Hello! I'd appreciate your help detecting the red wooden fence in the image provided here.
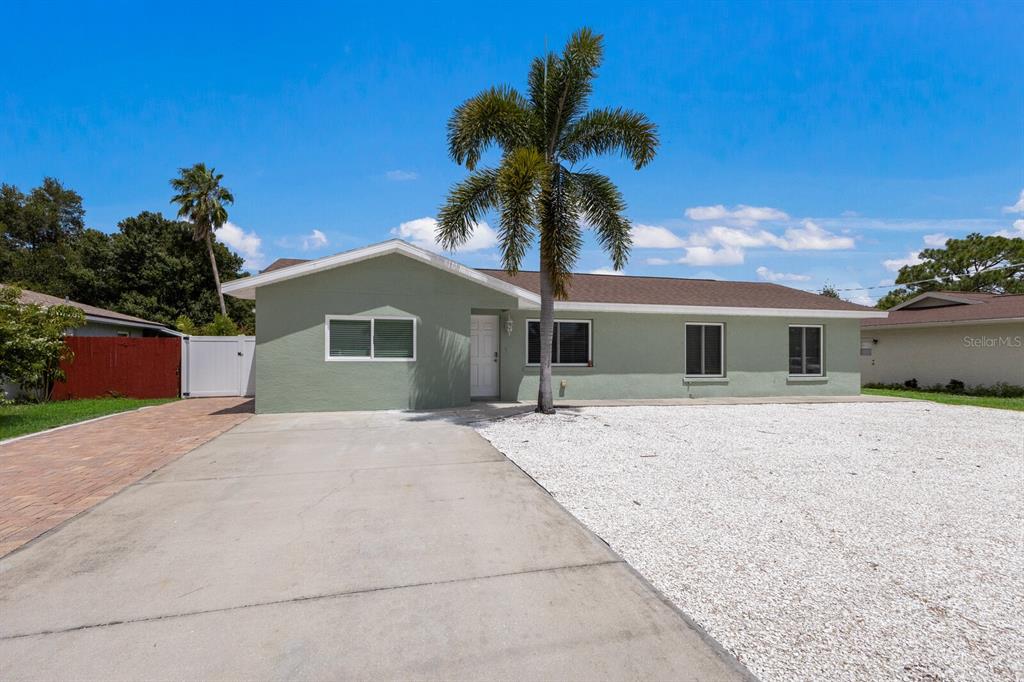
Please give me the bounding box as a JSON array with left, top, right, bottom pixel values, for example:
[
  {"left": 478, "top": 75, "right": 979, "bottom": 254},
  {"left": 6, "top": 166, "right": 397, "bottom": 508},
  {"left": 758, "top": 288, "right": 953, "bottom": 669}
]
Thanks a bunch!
[{"left": 53, "top": 337, "right": 181, "bottom": 400}]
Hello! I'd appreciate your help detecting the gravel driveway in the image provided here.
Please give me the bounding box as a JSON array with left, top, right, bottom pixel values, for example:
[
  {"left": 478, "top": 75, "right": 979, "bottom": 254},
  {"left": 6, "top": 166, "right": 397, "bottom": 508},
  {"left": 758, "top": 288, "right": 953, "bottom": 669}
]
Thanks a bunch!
[{"left": 475, "top": 402, "right": 1024, "bottom": 681}]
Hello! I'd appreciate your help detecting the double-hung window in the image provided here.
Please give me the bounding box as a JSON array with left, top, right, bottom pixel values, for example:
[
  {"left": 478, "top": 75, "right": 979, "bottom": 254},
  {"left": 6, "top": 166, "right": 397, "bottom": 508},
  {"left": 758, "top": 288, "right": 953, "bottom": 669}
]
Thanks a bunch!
[
  {"left": 325, "top": 316, "right": 416, "bottom": 361},
  {"left": 526, "top": 320, "right": 591, "bottom": 366},
  {"left": 684, "top": 323, "right": 724, "bottom": 377},
  {"left": 789, "top": 325, "right": 824, "bottom": 376}
]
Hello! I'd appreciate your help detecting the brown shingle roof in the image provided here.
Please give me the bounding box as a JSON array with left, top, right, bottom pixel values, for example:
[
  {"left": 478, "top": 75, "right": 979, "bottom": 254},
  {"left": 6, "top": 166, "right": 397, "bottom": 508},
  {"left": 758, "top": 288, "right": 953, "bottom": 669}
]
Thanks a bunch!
[
  {"left": 262, "top": 258, "right": 310, "bottom": 273},
  {"left": 12, "top": 288, "right": 168, "bottom": 328},
  {"left": 862, "top": 293, "right": 1024, "bottom": 327},
  {"left": 251, "top": 255, "right": 876, "bottom": 312},
  {"left": 478, "top": 269, "right": 874, "bottom": 311}
]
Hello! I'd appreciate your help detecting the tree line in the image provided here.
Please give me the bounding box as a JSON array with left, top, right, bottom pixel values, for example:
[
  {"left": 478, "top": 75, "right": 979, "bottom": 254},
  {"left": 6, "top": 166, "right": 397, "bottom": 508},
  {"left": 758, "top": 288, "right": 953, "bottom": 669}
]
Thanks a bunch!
[{"left": 0, "top": 172, "right": 254, "bottom": 332}]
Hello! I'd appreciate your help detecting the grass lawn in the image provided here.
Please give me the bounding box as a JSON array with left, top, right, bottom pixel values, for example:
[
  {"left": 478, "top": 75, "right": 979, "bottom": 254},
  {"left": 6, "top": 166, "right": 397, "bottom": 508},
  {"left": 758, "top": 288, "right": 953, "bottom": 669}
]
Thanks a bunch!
[
  {"left": 0, "top": 397, "right": 176, "bottom": 440},
  {"left": 863, "top": 388, "right": 1024, "bottom": 412}
]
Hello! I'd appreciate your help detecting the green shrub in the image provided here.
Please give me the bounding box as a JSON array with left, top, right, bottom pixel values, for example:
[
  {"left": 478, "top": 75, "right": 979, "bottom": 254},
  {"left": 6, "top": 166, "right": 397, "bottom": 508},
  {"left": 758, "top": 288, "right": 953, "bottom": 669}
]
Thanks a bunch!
[{"left": 863, "top": 380, "right": 1024, "bottom": 398}]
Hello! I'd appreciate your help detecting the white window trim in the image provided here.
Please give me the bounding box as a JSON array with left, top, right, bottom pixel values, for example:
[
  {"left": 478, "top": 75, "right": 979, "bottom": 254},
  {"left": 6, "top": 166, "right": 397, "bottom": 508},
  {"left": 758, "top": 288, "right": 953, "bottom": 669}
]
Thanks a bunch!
[
  {"left": 324, "top": 315, "right": 417, "bottom": 362},
  {"left": 525, "top": 319, "right": 593, "bottom": 367},
  {"left": 788, "top": 324, "right": 825, "bottom": 377},
  {"left": 684, "top": 322, "right": 726, "bottom": 379}
]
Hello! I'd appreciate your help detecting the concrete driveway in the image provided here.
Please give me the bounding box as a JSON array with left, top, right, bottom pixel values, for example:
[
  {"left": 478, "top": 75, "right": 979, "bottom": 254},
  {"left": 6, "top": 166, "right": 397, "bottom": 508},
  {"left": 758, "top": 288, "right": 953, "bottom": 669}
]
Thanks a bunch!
[{"left": 0, "top": 410, "right": 746, "bottom": 680}]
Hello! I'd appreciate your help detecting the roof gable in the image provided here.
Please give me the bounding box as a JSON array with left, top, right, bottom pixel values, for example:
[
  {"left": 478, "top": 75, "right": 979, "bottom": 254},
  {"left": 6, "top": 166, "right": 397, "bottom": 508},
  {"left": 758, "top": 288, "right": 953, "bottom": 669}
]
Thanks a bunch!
[
  {"left": 864, "top": 293, "right": 1024, "bottom": 328},
  {"left": 222, "top": 240, "right": 540, "bottom": 303},
  {"left": 890, "top": 291, "right": 998, "bottom": 311}
]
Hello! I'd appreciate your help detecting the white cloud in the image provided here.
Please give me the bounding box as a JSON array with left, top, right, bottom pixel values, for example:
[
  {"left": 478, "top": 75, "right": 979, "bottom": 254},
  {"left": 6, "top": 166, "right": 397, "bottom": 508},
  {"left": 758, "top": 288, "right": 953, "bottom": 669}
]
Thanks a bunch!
[
  {"left": 883, "top": 251, "right": 923, "bottom": 272},
  {"left": 701, "top": 226, "right": 778, "bottom": 249},
  {"left": 685, "top": 204, "right": 789, "bottom": 226},
  {"left": 776, "top": 220, "right": 855, "bottom": 250},
  {"left": 630, "top": 224, "right": 688, "bottom": 248},
  {"left": 678, "top": 246, "right": 745, "bottom": 266},
  {"left": 993, "top": 219, "right": 1024, "bottom": 238},
  {"left": 755, "top": 266, "right": 811, "bottom": 282},
  {"left": 588, "top": 267, "right": 625, "bottom": 276},
  {"left": 1003, "top": 189, "right": 1024, "bottom": 214},
  {"left": 644, "top": 257, "right": 671, "bottom": 265},
  {"left": 385, "top": 170, "right": 418, "bottom": 182},
  {"left": 922, "top": 232, "right": 950, "bottom": 247},
  {"left": 391, "top": 216, "right": 498, "bottom": 253},
  {"left": 848, "top": 292, "right": 875, "bottom": 306},
  {"left": 216, "top": 221, "right": 265, "bottom": 271},
  {"left": 300, "top": 229, "right": 328, "bottom": 251}
]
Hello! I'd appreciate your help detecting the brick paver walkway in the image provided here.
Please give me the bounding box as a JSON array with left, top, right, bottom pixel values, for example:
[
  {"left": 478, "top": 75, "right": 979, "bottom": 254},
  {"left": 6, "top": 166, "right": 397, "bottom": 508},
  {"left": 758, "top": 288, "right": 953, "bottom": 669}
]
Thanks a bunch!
[{"left": 0, "top": 398, "right": 253, "bottom": 557}]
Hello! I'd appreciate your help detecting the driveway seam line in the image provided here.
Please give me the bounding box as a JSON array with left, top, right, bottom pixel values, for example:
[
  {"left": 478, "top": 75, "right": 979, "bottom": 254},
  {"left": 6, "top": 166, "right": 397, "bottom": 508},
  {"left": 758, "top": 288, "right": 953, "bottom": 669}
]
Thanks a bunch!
[
  {"left": 0, "top": 559, "right": 624, "bottom": 641},
  {"left": 139, "top": 457, "right": 508, "bottom": 484}
]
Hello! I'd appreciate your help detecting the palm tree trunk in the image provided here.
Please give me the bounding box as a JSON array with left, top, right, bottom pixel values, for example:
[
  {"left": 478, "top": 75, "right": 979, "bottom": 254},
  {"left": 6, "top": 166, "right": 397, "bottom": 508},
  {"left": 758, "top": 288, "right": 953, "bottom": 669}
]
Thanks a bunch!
[
  {"left": 205, "top": 232, "right": 227, "bottom": 316},
  {"left": 536, "top": 249, "right": 556, "bottom": 414}
]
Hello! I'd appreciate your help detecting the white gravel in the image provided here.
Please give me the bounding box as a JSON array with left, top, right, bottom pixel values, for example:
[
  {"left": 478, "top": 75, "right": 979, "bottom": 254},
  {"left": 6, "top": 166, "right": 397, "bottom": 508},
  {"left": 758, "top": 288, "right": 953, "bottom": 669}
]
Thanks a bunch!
[{"left": 475, "top": 402, "right": 1024, "bottom": 682}]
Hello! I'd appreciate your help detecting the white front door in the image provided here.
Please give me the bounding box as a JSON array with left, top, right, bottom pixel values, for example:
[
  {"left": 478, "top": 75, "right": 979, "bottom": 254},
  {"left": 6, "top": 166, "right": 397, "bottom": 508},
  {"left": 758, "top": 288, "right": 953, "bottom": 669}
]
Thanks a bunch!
[{"left": 470, "top": 314, "right": 499, "bottom": 398}]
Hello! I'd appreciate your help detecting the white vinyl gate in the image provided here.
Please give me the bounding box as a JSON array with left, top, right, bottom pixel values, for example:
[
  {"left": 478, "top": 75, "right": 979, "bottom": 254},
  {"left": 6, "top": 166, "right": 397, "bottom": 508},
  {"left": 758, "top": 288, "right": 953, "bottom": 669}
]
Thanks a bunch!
[{"left": 181, "top": 336, "right": 256, "bottom": 397}]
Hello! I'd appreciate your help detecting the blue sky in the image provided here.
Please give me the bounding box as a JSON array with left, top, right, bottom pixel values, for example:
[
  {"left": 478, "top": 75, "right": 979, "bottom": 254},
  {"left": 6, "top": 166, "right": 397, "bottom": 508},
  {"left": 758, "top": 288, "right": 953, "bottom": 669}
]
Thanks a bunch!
[{"left": 2, "top": 1, "right": 1022, "bottom": 304}]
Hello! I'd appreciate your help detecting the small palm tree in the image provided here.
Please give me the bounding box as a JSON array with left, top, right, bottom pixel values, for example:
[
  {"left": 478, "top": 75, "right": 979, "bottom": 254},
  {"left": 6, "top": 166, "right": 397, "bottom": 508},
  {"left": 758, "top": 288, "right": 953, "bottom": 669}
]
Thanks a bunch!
[
  {"left": 437, "top": 28, "right": 658, "bottom": 413},
  {"left": 170, "top": 163, "right": 235, "bottom": 316}
]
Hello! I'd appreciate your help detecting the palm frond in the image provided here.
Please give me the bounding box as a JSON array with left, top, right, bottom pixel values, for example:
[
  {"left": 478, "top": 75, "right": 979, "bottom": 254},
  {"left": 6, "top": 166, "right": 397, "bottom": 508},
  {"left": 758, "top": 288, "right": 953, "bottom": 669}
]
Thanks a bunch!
[
  {"left": 569, "top": 171, "right": 631, "bottom": 269},
  {"left": 447, "top": 86, "right": 532, "bottom": 170},
  {"left": 542, "top": 28, "right": 604, "bottom": 155},
  {"left": 560, "top": 107, "right": 659, "bottom": 169},
  {"left": 436, "top": 169, "right": 500, "bottom": 250},
  {"left": 495, "top": 148, "right": 546, "bottom": 273},
  {"left": 539, "top": 164, "right": 582, "bottom": 298},
  {"left": 168, "top": 163, "right": 234, "bottom": 240}
]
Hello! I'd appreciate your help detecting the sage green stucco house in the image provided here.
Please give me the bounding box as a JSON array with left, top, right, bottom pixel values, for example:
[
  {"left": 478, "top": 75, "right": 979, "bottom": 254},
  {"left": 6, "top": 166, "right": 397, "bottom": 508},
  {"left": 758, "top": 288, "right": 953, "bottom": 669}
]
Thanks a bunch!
[{"left": 222, "top": 240, "right": 887, "bottom": 413}]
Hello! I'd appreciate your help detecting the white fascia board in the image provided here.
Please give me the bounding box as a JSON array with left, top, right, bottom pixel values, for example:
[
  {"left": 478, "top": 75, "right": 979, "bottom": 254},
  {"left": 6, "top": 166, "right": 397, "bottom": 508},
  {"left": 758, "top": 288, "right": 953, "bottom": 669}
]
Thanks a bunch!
[
  {"left": 221, "top": 239, "right": 540, "bottom": 304},
  {"left": 516, "top": 300, "right": 889, "bottom": 319},
  {"left": 862, "top": 316, "right": 1024, "bottom": 330}
]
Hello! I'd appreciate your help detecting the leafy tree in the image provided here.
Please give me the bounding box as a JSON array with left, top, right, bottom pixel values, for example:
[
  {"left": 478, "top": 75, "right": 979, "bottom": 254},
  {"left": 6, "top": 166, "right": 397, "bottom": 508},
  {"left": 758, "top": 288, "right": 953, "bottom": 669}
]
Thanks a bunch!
[
  {"left": 877, "top": 233, "right": 1024, "bottom": 309},
  {"left": 170, "top": 163, "right": 235, "bottom": 316},
  {"left": 436, "top": 28, "right": 658, "bottom": 413},
  {"left": 0, "top": 178, "right": 87, "bottom": 296},
  {"left": 174, "top": 313, "right": 240, "bottom": 336},
  {"left": 97, "top": 212, "right": 253, "bottom": 331},
  {"left": 0, "top": 285, "right": 86, "bottom": 401},
  {"left": 819, "top": 283, "right": 840, "bottom": 299},
  {"left": 1, "top": 179, "right": 253, "bottom": 331},
  {"left": 174, "top": 315, "right": 199, "bottom": 335}
]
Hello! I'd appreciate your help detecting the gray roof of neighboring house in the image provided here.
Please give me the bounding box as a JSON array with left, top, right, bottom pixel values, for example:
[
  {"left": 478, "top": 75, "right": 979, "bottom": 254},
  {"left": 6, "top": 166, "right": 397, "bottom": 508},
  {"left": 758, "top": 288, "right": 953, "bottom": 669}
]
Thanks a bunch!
[
  {"left": 261, "top": 257, "right": 875, "bottom": 312},
  {"left": 12, "top": 287, "right": 170, "bottom": 330},
  {"left": 862, "top": 292, "right": 1024, "bottom": 328}
]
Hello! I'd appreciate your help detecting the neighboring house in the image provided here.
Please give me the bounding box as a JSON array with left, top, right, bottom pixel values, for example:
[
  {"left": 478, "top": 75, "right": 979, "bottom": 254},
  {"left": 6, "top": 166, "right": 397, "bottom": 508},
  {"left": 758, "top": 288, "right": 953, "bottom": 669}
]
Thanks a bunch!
[
  {"left": 15, "top": 288, "right": 177, "bottom": 337},
  {"left": 223, "top": 240, "right": 886, "bottom": 413},
  {"left": 861, "top": 291, "right": 1024, "bottom": 388}
]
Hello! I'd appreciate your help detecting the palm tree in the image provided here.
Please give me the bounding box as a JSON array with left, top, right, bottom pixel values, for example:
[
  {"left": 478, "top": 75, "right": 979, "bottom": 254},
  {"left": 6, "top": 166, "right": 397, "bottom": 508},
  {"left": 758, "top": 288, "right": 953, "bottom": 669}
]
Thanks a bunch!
[
  {"left": 437, "top": 28, "right": 658, "bottom": 413},
  {"left": 170, "top": 163, "right": 235, "bottom": 316}
]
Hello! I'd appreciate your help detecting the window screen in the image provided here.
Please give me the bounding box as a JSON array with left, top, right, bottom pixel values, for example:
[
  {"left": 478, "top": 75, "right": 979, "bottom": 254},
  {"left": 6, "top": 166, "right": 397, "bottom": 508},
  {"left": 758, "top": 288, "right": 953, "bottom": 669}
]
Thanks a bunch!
[
  {"left": 329, "top": 319, "right": 371, "bottom": 358},
  {"left": 789, "top": 326, "right": 824, "bottom": 375},
  {"left": 373, "top": 319, "right": 414, "bottom": 358},
  {"left": 527, "top": 320, "right": 591, "bottom": 365},
  {"left": 685, "top": 324, "right": 724, "bottom": 376},
  {"left": 327, "top": 317, "right": 414, "bottom": 360}
]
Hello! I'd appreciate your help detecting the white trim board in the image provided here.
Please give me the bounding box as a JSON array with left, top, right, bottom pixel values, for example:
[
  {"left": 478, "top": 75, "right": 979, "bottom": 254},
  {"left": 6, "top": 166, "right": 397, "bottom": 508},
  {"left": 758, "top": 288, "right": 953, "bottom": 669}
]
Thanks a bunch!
[{"left": 221, "top": 239, "right": 887, "bottom": 319}]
